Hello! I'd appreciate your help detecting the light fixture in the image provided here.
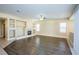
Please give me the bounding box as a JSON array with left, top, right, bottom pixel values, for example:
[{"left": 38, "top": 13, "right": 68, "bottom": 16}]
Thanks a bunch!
[
  {"left": 16, "top": 9, "right": 21, "bottom": 13},
  {"left": 40, "top": 15, "right": 44, "bottom": 20}
]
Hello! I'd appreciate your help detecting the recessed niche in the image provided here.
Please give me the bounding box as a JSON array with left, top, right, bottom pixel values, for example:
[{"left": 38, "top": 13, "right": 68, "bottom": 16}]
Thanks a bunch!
[
  {"left": 16, "top": 20, "right": 26, "bottom": 37},
  {"left": 9, "top": 30, "right": 15, "bottom": 38},
  {"left": 9, "top": 19, "right": 15, "bottom": 28}
]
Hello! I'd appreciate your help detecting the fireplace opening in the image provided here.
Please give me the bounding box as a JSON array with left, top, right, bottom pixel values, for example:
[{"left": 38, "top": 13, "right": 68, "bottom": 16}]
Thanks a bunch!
[{"left": 27, "top": 30, "right": 32, "bottom": 35}]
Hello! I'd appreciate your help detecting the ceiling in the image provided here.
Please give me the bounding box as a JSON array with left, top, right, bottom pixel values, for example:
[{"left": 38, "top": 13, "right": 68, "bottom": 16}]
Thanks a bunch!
[{"left": 0, "top": 4, "right": 77, "bottom": 19}]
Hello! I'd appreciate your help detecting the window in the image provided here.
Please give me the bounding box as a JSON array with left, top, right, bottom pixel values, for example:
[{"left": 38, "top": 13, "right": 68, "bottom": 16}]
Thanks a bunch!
[
  {"left": 59, "top": 23, "right": 67, "bottom": 33},
  {"left": 35, "top": 24, "right": 40, "bottom": 31}
]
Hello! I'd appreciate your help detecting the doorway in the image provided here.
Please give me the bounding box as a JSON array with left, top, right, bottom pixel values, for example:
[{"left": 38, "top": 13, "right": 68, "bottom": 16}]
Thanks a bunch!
[{"left": 0, "top": 18, "right": 6, "bottom": 38}]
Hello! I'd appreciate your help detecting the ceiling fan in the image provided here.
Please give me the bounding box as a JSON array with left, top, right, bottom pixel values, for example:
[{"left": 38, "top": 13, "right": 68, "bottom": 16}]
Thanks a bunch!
[{"left": 40, "top": 15, "right": 47, "bottom": 20}]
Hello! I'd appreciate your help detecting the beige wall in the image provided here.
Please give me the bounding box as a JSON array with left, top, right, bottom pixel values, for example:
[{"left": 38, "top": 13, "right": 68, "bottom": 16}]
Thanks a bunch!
[
  {"left": 67, "top": 20, "right": 74, "bottom": 49},
  {"left": 0, "top": 12, "right": 35, "bottom": 40},
  {"left": 67, "top": 20, "right": 74, "bottom": 40},
  {"left": 35, "top": 20, "right": 69, "bottom": 38},
  {"left": 68, "top": 20, "right": 74, "bottom": 33},
  {"left": 0, "top": 12, "right": 74, "bottom": 39}
]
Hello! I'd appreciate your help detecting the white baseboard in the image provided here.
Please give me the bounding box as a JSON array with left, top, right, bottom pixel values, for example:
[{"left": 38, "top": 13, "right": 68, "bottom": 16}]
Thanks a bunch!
[
  {"left": 70, "top": 48, "right": 77, "bottom": 55},
  {"left": 16, "top": 34, "right": 36, "bottom": 40},
  {"left": 37, "top": 34, "right": 67, "bottom": 38},
  {"left": 16, "top": 36, "right": 27, "bottom": 40},
  {"left": 66, "top": 38, "right": 77, "bottom": 55},
  {"left": 26, "top": 34, "right": 36, "bottom": 38}
]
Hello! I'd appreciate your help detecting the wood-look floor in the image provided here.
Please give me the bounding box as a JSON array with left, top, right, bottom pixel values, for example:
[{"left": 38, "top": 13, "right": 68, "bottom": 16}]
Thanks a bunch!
[
  {"left": 0, "top": 38, "right": 8, "bottom": 48},
  {"left": 4, "top": 35, "right": 72, "bottom": 55}
]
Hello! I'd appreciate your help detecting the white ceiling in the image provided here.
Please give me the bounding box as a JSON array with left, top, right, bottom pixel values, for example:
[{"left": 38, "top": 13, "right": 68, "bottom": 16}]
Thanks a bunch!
[{"left": 0, "top": 4, "right": 76, "bottom": 19}]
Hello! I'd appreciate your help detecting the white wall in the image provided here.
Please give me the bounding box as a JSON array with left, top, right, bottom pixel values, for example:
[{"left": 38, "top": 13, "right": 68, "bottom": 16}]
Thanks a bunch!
[
  {"left": 70, "top": 5, "right": 79, "bottom": 54},
  {"left": 74, "top": 9, "right": 79, "bottom": 54}
]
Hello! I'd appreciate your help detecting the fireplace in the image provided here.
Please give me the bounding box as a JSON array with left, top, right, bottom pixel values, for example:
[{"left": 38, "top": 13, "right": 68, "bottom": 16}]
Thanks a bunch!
[{"left": 27, "top": 30, "right": 32, "bottom": 35}]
